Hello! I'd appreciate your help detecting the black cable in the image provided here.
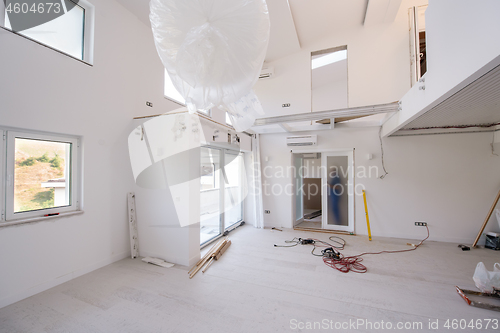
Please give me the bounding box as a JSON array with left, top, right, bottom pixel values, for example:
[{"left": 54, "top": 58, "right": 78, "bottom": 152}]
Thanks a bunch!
[
  {"left": 328, "top": 236, "right": 346, "bottom": 250},
  {"left": 379, "top": 126, "right": 389, "bottom": 179},
  {"left": 275, "top": 228, "right": 429, "bottom": 274},
  {"left": 274, "top": 237, "right": 301, "bottom": 247}
]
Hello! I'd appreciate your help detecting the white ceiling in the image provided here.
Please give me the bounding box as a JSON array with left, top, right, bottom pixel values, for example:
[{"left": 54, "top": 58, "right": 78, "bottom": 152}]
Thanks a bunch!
[
  {"left": 114, "top": 0, "right": 302, "bottom": 62},
  {"left": 264, "top": 0, "right": 301, "bottom": 62},
  {"left": 114, "top": 0, "right": 373, "bottom": 63},
  {"left": 288, "top": 0, "right": 368, "bottom": 47}
]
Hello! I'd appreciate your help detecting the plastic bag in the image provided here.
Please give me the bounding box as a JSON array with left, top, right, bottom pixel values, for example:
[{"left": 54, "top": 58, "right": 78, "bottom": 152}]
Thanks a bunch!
[
  {"left": 473, "top": 262, "right": 500, "bottom": 293},
  {"left": 149, "top": 0, "right": 270, "bottom": 117},
  {"left": 224, "top": 90, "right": 264, "bottom": 132}
]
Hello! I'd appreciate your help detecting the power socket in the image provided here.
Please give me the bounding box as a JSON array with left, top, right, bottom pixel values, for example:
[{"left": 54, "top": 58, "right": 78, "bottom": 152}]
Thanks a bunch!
[
  {"left": 415, "top": 222, "right": 427, "bottom": 226},
  {"left": 265, "top": 210, "right": 270, "bottom": 214}
]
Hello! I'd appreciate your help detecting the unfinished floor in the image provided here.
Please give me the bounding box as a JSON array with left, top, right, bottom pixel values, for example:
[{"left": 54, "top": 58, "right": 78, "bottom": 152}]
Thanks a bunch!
[{"left": 1, "top": 226, "right": 499, "bottom": 332}]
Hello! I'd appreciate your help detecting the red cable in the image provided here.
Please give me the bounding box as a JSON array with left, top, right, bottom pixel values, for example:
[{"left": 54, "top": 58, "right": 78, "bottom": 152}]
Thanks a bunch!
[{"left": 324, "top": 226, "right": 429, "bottom": 273}]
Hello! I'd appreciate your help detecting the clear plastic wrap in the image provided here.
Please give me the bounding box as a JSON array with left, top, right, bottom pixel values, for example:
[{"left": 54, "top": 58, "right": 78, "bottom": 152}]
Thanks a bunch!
[
  {"left": 150, "top": 0, "right": 270, "bottom": 124},
  {"left": 224, "top": 90, "right": 264, "bottom": 132},
  {"left": 473, "top": 262, "right": 500, "bottom": 293}
]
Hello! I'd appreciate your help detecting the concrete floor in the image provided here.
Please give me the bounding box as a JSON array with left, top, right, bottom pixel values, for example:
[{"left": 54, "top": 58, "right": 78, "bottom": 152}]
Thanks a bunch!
[{"left": 1, "top": 226, "right": 500, "bottom": 332}]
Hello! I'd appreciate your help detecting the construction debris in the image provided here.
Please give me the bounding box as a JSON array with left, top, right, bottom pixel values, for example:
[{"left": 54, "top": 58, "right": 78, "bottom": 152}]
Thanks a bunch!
[
  {"left": 458, "top": 244, "right": 471, "bottom": 251},
  {"left": 472, "top": 188, "right": 500, "bottom": 248},
  {"left": 142, "top": 257, "right": 174, "bottom": 268},
  {"left": 189, "top": 237, "right": 231, "bottom": 278},
  {"left": 456, "top": 286, "right": 500, "bottom": 312}
]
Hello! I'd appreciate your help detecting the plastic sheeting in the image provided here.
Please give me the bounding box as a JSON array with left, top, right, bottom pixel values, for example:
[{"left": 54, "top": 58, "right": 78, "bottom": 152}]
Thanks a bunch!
[
  {"left": 150, "top": 0, "right": 270, "bottom": 131},
  {"left": 473, "top": 262, "right": 500, "bottom": 293}
]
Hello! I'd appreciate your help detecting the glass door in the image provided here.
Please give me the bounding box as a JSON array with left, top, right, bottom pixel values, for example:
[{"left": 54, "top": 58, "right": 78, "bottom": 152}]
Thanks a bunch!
[
  {"left": 223, "top": 152, "right": 243, "bottom": 229},
  {"left": 200, "top": 147, "right": 244, "bottom": 246},
  {"left": 321, "top": 150, "right": 354, "bottom": 232},
  {"left": 292, "top": 153, "right": 304, "bottom": 225},
  {"left": 200, "top": 147, "right": 221, "bottom": 245}
]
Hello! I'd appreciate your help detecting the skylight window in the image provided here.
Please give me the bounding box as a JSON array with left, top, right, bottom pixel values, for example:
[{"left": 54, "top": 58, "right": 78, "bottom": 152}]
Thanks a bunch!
[{"left": 311, "top": 49, "right": 347, "bottom": 70}]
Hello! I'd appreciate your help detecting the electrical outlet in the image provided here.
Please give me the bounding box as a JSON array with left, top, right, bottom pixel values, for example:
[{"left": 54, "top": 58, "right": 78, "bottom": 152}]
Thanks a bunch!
[
  {"left": 415, "top": 222, "right": 427, "bottom": 226},
  {"left": 282, "top": 103, "right": 291, "bottom": 108},
  {"left": 265, "top": 210, "right": 270, "bottom": 214}
]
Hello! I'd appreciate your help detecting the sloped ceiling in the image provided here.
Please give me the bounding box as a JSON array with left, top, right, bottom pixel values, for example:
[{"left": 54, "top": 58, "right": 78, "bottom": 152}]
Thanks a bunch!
[
  {"left": 288, "top": 0, "right": 368, "bottom": 47},
  {"left": 114, "top": 0, "right": 301, "bottom": 62},
  {"left": 114, "top": 0, "right": 376, "bottom": 63}
]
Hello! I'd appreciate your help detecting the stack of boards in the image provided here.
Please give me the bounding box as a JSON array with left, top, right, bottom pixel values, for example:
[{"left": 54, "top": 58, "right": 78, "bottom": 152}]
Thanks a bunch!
[{"left": 189, "top": 237, "right": 231, "bottom": 278}]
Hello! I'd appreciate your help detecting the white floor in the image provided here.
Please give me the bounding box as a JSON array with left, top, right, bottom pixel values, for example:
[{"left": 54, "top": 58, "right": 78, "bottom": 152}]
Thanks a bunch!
[{"left": 1, "top": 226, "right": 500, "bottom": 332}]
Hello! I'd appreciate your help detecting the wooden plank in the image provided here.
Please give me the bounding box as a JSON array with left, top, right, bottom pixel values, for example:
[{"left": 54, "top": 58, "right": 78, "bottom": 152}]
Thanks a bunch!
[
  {"left": 189, "top": 238, "right": 229, "bottom": 278},
  {"left": 472, "top": 188, "right": 500, "bottom": 247},
  {"left": 127, "top": 193, "right": 139, "bottom": 259},
  {"left": 202, "top": 258, "right": 215, "bottom": 273},
  {"left": 188, "top": 238, "right": 224, "bottom": 274},
  {"left": 215, "top": 240, "right": 231, "bottom": 260}
]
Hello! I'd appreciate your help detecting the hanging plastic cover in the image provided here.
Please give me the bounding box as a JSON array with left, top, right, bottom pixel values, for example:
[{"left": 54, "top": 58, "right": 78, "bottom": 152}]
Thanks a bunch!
[{"left": 150, "top": 0, "right": 270, "bottom": 130}]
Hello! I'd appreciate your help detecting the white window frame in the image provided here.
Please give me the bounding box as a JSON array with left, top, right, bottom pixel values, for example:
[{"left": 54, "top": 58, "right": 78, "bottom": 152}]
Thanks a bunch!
[
  {"left": 1, "top": 129, "right": 82, "bottom": 224},
  {"left": 0, "top": 0, "right": 95, "bottom": 65}
]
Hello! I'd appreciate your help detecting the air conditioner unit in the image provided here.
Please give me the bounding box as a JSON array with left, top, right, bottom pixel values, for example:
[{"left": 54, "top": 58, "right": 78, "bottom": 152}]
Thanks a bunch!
[
  {"left": 259, "top": 66, "right": 274, "bottom": 79},
  {"left": 286, "top": 135, "right": 317, "bottom": 146}
]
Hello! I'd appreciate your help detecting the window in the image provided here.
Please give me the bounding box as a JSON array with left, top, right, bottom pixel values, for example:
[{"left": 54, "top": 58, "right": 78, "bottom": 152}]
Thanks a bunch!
[
  {"left": 0, "top": 129, "right": 81, "bottom": 224},
  {"left": 0, "top": 1, "right": 94, "bottom": 63},
  {"left": 311, "top": 46, "right": 348, "bottom": 112},
  {"left": 409, "top": 5, "right": 428, "bottom": 86}
]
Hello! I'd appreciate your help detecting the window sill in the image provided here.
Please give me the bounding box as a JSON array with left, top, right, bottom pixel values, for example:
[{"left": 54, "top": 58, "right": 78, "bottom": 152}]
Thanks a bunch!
[
  {"left": 0, "top": 26, "right": 93, "bottom": 66},
  {"left": 0, "top": 210, "right": 84, "bottom": 228}
]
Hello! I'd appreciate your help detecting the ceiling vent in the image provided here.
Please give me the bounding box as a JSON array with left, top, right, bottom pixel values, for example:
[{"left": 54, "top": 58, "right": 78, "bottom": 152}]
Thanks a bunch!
[
  {"left": 259, "top": 66, "right": 275, "bottom": 79},
  {"left": 286, "top": 135, "right": 317, "bottom": 146}
]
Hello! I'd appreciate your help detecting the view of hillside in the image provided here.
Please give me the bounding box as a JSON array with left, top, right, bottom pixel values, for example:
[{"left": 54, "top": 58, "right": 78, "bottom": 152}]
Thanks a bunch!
[{"left": 14, "top": 138, "right": 68, "bottom": 213}]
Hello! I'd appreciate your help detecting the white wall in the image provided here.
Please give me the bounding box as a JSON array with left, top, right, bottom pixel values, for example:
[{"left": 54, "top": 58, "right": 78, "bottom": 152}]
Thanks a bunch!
[
  {"left": 260, "top": 128, "right": 500, "bottom": 243},
  {"left": 312, "top": 80, "right": 348, "bottom": 112},
  {"left": 0, "top": 0, "right": 181, "bottom": 308},
  {"left": 254, "top": 0, "right": 429, "bottom": 118}
]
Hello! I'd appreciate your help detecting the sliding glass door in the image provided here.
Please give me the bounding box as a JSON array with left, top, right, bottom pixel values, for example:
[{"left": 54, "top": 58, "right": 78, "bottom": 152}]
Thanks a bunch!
[
  {"left": 224, "top": 152, "right": 243, "bottom": 229},
  {"left": 200, "top": 147, "right": 221, "bottom": 245},
  {"left": 200, "top": 147, "right": 244, "bottom": 246}
]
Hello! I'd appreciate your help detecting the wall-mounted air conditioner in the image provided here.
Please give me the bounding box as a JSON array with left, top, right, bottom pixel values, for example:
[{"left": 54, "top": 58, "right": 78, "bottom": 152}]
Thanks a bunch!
[
  {"left": 286, "top": 135, "right": 317, "bottom": 146},
  {"left": 259, "top": 66, "right": 274, "bottom": 79}
]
